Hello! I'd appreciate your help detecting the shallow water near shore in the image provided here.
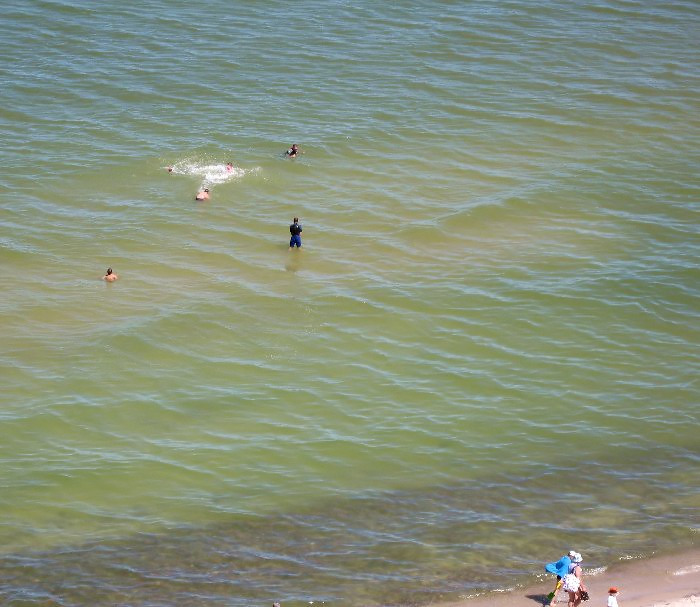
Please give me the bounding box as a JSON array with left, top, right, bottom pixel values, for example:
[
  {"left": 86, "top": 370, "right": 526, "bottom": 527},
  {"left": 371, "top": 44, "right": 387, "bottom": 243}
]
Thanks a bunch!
[{"left": 1, "top": 1, "right": 699, "bottom": 605}]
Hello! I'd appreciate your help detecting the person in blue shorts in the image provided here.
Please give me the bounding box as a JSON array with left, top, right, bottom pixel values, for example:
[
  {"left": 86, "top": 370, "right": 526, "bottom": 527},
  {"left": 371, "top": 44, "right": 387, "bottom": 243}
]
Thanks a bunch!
[{"left": 289, "top": 217, "right": 302, "bottom": 249}]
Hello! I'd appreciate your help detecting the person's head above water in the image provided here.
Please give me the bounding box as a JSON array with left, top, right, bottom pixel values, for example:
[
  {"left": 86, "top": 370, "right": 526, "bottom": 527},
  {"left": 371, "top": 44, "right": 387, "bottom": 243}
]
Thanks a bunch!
[{"left": 103, "top": 267, "right": 118, "bottom": 281}]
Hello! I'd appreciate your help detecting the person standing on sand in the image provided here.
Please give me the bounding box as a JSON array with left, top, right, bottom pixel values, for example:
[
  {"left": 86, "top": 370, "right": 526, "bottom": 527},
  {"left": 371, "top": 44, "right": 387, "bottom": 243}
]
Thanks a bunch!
[
  {"left": 103, "top": 268, "right": 118, "bottom": 282},
  {"left": 562, "top": 552, "right": 587, "bottom": 607},
  {"left": 545, "top": 550, "right": 575, "bottom": 606},
  {"left": 289, "top": 217, "right": 302, "bottom": 249},
  {"left": 607, "top": 587, "right": 619, "bottom": 607}
]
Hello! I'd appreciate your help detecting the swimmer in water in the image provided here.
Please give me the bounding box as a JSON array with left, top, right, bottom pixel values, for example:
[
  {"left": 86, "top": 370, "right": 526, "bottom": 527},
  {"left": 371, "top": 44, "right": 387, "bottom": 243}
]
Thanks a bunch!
[
  {"left": 195, "top": 188, "right": 210, "bottom": 201},
  {"left": 167, "top": 166, "right": 173, "bottom": 173},
  {"left": 285, "top": 143, "right": 301, "bottom": 158},
  {"left": 226, "top": 162, "right": 234, "bottom": 172},
  {"left": 103, "top": 267, "right": 119, "bottom": 282}
]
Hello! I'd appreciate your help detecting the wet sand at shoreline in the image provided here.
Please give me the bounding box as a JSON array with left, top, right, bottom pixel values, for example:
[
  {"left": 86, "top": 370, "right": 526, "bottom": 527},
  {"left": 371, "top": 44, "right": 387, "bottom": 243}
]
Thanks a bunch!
[{"left": 433, "top": 548, "right": 700, "bottom": 607}]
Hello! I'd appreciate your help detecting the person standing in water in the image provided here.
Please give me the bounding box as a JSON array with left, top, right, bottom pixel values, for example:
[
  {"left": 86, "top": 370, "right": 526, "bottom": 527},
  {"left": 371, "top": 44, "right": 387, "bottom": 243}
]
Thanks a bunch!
[
  {"left": 103, "top": 268, "right": 118, "bottom": 282},
  {"left": 289, "top": 217, "right": 302, "bottom": 249}
]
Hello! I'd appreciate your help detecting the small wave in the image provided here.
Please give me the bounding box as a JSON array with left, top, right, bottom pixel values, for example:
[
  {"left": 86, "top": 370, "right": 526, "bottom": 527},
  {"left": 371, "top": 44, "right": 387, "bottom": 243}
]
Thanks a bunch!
[
  {"left": 167, "top": 161, "right": 260, "bottom": 188},
  {"left": 674, "top": 565, "right": 700, "bottom": 576}
]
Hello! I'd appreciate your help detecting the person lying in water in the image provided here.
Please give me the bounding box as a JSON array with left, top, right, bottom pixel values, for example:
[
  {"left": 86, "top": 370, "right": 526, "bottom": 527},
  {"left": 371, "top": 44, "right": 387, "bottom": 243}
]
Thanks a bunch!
[
  {"left": 285, "top": 144, "right": 301, "bottom": 158},
  {"left": 195, "top": 188, "right": 210, "bottom": 201}
]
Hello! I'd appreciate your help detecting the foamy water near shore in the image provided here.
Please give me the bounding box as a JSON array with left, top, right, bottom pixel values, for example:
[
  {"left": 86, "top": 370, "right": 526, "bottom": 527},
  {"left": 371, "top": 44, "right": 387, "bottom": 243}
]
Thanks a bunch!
[{"left": 437, "top": 550, "right": 700, "bottom": 607}]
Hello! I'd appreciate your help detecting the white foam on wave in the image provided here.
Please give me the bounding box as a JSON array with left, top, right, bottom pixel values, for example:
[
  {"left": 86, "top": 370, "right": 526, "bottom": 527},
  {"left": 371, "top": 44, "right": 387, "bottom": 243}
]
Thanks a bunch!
[
  {"left": 167, "top": 161, "right": 261, "bottom": 188},
  {"left": 674, "top": 564, "right": 700, "bottom": 576}
]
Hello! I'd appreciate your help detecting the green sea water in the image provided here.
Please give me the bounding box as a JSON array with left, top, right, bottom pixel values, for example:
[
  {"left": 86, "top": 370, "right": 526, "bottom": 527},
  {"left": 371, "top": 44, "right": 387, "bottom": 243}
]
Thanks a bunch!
[{"left": 1, "top": 1, "right": 699, "bottom": 605}]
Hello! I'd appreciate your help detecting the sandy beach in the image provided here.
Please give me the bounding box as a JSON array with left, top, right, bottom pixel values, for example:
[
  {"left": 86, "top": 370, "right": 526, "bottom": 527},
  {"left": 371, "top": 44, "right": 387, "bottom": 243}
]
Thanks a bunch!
[{"left": 434, "top": 549, "right": 700, "bottom": 607}]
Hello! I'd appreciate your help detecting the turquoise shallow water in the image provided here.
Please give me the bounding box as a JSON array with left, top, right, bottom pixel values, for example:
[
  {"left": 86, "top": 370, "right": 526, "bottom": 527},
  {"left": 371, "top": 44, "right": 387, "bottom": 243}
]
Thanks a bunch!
[{"left": 1, "top": 1, "right": 699, "bottom": 605}]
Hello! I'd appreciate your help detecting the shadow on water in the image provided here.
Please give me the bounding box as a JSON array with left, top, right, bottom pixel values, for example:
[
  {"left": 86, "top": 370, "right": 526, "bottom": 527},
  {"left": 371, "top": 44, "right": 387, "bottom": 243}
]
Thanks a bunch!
[
  {"left": 0, "top": 473, "right": 696, "bottom": 607},
  {"left": 285, "top": 249, "right": 303, "bottom": 273}
]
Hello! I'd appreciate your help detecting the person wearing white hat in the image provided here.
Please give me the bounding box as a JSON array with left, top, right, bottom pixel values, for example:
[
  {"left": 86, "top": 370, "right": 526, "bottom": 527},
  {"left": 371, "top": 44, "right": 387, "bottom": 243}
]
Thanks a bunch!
[
  {"left": 545, "top": 550, "right": 575, "bottom": 606},
  {"left": 562, "top": 552, "right": 588, "bottom": 607}
]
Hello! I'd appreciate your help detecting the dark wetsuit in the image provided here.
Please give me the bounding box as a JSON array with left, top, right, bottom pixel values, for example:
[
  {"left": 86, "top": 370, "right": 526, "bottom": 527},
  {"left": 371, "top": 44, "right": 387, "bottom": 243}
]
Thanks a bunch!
[{"left": 289, "top": 221, "right": 302, "bottom": 248}]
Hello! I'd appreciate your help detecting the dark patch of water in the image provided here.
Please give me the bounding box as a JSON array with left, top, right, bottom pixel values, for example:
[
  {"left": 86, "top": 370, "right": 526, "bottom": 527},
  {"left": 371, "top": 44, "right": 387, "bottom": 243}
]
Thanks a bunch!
[{"left": 0, "top": 471, "right": 696, "bottom": 606}]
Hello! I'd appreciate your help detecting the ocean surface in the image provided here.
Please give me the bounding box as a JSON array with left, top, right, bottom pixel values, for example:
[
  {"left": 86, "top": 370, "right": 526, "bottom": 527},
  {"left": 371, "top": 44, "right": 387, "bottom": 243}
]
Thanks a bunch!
[{"left": 1, "top": 1, "right": 699, "bottom": 605}]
